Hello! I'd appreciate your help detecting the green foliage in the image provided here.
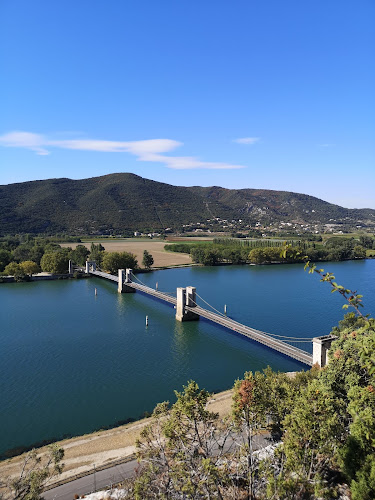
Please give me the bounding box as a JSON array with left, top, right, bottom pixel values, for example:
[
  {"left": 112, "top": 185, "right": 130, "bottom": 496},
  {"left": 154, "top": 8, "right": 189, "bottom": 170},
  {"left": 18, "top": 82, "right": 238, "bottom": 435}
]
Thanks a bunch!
[
  {"left": 69, "top": 244, "right": 90, "bottom": 266},
  {"left": 282, "top": 379, "right": 341, "bottom": 480},
  {"left": 190, "top": 247, "right": 221, "bottom": 265},
  {"left": 324, "top": 237, "right": 367, "bottom": 261},
  {"left": 101, "top": 251, "right": 138, "bottom": 274},
  {"left": 0, "top": 249, "right": 12, "bottom": 271},
  {"left": 133, "top": 381, "right": 230, "bottom": 499},
  {"left": 350, "top": 454, "right": 375, "bottom": 500},
  {"left": 0, "top": 444, "right": 64, "bottom": 500},
  {"left": 164, "top": 243, "right": 197, "bottom": 254},
  {"left": 142, "top": 250, "right": 154, "bottom": 269},
  {"left": 89, "top": 242, "right": 105, "bottom": 266},
  {"left": 359, "top": 235, "right": 374, "bottom": 249},
  {"left": 40, "top": 252, "right": 69, "bottom": 274},
  {"left": 353, "top": 245, "right": 366, "bottom": 259},
  {"left": 3, "top": 262, "right": 28, "bottom": 281},
  {"left": 319, "top": 320, "right": 375, "bottom": 492},
  {"left": 167, "top": 236, "right": 367, "bottom": 267},
  {"left": 248, "top": 247, "right": 266, "bottom": 264},
  {"left": 4, "top": 262, "right": 22, "bottom": 276},
  {"left": 20, "top": 261, "right": 41, "bottom": 276}
]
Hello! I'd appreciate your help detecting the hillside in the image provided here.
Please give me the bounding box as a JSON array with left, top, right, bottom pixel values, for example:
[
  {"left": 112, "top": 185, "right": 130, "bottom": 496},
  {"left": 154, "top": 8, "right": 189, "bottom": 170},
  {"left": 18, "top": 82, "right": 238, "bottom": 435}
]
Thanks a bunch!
[{"left": 0, "top": 173, "right": 374, "bottom": 234}]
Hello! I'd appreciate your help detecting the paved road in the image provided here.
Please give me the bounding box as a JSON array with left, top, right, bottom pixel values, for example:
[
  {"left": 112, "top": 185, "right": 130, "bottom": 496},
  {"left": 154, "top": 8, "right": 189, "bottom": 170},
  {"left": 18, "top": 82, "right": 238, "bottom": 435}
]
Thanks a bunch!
[
  {"left": 43, "top": 459, "right": 137, "bottom": 500},
  {"left": 43, "top": 434, "right": 271, "bottom": 500}
]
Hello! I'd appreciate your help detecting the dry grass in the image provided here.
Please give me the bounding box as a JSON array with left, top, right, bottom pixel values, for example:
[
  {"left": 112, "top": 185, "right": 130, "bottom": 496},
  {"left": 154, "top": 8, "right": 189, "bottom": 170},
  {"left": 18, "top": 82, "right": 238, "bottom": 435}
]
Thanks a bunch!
[{"left": 60, "top": 240, "right": 192, "bottom": 267}]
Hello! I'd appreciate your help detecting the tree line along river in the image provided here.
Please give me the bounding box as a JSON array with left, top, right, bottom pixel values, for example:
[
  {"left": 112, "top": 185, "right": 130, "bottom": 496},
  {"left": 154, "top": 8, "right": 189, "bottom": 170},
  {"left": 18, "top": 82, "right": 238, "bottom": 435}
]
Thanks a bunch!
[{"left": 1, "top": 260, "right": 374, "bottom": 457}]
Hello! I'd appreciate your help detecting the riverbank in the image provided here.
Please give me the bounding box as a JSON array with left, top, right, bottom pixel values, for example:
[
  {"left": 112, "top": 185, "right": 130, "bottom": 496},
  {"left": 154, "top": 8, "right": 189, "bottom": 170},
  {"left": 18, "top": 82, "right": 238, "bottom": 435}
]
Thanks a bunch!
[
  {"left": 0, "top": 272, "right": 92, "bottom": 284},
  {"left": 0, "top": 389, "right": 233, "bottom": 488}
]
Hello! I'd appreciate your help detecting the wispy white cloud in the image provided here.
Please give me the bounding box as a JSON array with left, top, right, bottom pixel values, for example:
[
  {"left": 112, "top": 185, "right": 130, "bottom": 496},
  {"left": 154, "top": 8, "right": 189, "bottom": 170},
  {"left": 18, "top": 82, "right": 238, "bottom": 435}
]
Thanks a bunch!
[
  {"left": 233, "top": 137, "right": 260, "bottom": 145},
  {"left": 0, "top": 131, "right": 245, "bottom": 170},
  {"left": 139, "top": 153, "right": 244, "bottom": 170},
  {"left": 0, "top": 131, "right": 50, "bottom": 155}
]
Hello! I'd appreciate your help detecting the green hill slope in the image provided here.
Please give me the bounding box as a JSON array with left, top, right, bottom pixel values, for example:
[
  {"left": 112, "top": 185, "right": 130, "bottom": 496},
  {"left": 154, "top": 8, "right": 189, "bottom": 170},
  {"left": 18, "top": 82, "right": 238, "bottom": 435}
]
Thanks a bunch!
[{"left": 0, "top": 173, "right": 374, "bottom": 234}]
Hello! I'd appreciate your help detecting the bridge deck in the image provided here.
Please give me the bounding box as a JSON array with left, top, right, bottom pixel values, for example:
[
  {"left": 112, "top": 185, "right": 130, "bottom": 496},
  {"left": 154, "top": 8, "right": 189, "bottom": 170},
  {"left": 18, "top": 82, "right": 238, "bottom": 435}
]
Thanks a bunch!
[{"left": 89, "top": 270, "right": 313, "bottom": 366}]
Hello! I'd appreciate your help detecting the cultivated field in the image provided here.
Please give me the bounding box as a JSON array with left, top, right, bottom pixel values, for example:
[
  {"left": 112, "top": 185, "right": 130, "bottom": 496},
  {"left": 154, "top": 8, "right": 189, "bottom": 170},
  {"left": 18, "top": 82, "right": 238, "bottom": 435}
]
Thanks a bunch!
[{"left": 60, "top": 239, "right": 192, "bottom": 268}]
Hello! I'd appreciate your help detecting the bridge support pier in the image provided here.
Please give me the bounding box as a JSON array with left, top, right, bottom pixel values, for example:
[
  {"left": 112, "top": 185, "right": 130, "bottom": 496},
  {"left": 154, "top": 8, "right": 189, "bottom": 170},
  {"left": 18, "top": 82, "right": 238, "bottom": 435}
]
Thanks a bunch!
[
  {"left": 85, "top": 261, "right": 96, "bottom": 273},
  {"left": 68, "top": 260, "right": 73, "bottom": 274},
  {"left": 176, "top": 286, "right": 199, "bottom": 322},
  {"left": 312, "top": 335, "right": 338, "bottom": 367},
  {"left": 118, "top": 268, "right": 135, "bottom": 293}
]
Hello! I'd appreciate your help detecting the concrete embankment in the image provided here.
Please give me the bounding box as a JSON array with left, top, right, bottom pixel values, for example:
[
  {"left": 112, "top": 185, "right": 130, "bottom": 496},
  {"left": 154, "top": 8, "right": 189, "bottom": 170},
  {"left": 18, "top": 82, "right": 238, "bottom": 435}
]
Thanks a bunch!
[{"left": 0, "top": 273, "right": 92, "bottom": 283}]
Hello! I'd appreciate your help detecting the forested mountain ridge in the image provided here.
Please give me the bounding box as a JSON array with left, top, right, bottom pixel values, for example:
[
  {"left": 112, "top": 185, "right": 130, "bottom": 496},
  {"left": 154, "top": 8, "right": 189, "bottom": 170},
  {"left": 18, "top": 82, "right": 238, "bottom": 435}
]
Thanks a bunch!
[{"left": 0, "top": 173, "right": 374, "bottom": 234}]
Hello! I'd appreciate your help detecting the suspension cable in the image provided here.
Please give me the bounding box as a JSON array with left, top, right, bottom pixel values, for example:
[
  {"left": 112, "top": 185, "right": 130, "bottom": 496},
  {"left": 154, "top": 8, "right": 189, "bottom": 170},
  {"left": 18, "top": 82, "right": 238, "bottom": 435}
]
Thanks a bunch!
[
  {"left": 193, "top": 292, "right": 313, "bottom": 340},
  {"left": 130, "top": 272, "right": 313, "bottom": 342},
  {"left": 130, "top": 272, "right": 176, "bottom": 296},
  {"left": 130, "top": 272, "right": 150, "bottom": 288},
  {"left": 194, "top": 292, "right": 312, "bottom": 340},
  {"left": 195, "top": 292, "right": 228, "bottom": 318}
]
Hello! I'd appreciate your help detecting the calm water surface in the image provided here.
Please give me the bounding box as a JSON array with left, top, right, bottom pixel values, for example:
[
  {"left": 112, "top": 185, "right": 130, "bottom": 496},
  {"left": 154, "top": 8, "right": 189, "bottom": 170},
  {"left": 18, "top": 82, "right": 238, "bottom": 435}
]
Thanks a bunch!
[{"left": 1, "top": 260, "right": 374, "bottom": 455}]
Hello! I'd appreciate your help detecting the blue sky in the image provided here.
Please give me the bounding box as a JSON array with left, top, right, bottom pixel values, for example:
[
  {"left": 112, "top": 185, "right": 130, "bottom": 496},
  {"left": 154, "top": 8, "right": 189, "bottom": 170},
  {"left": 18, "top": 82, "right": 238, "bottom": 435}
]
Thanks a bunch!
[{"left": 1, "top": 1, "right": 374, "bottom": 208}]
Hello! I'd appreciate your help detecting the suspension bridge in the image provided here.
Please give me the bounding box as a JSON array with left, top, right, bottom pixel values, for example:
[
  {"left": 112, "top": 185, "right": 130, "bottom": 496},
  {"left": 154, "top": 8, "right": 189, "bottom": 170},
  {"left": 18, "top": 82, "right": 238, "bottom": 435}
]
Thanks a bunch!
[{"left": 83, "top": 261, "right": 336, "bottom": 368}]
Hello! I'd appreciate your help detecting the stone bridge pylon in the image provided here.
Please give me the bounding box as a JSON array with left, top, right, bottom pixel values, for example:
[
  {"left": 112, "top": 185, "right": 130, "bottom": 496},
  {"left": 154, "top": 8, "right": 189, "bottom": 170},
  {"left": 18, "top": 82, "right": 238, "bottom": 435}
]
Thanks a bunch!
[
  {"left": 176, "top": 286, "right": 199, "bottom": 322},
  {"left": 118, "top": 268, "right": 136, "bottom": 293},
  {"left": 85, "top": 261, "right": 97, "bottom": 273}
]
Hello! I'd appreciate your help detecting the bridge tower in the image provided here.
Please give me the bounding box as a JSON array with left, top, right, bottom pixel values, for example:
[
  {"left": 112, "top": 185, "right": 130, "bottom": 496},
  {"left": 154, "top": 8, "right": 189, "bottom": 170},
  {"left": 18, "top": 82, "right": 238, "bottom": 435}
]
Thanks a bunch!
[
  {"left": 312, "top": 335, "right": 338, "bottom": 367},
  {"left": 118, "top": 268, "right": 136, "bottom": 293},
  {"left": 85, "top": 261, "right": 96, "bottom": 273},
  {"left": 176, "top": 286, "right": 199, "bottom": 322}
]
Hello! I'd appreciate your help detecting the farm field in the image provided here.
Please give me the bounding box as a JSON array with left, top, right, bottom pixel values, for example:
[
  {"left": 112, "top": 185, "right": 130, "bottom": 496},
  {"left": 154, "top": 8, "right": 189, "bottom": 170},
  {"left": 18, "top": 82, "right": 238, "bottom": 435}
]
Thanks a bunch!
[{"left": 60, "top": 239, "right": 192, "bottom": 267}]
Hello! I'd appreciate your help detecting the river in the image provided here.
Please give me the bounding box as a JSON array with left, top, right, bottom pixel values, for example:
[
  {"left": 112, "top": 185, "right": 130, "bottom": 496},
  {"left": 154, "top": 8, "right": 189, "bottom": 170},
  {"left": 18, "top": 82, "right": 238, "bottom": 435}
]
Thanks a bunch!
[{"left": 1, "top": 260, "right": 374, "bottom": 456}]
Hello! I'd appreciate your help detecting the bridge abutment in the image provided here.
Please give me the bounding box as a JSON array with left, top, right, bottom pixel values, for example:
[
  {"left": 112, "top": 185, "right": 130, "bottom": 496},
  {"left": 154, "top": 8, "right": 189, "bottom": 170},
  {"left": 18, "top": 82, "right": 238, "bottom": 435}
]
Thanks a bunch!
[
  {"left": 118, "top": 268, "right": 135, "bottom": 293},
  {"left": 312, "top": 335, "right": 338, "bottom": 367},
  {"left": 176, "top": 286, "right": 199, "bottom": 322}
]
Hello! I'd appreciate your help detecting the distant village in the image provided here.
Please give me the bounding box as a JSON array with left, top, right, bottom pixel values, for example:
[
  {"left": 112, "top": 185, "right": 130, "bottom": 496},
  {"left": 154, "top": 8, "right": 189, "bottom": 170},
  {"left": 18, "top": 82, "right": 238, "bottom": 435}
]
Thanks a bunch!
[{"left": 133, "top": 214, "right": 372, "bottom": 239}]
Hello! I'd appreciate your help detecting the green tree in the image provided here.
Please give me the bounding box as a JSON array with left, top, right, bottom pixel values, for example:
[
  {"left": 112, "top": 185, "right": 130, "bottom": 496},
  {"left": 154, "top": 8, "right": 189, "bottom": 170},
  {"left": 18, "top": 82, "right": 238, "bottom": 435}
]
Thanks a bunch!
[
  {"left": 232, "top": 371, "right": 269, "bottom": 498},
  {"left": 222, "top": 248, "right": 245, "bottom": 264},
  {"left": 0, "top": 444, "right": 64, "bottom": 500},
  {"left": 40, "top": 252, "right": 69, "bottom": 274},
  {"left": 0, "top": 249, "right": 12, "bottom": 272},
  {"left": 134, "top": 381, "right": 231, "bottom": 499},
  {"left": 89, "top": 243, "right": 105, "bottom": 266},
  {"left": 20, "top": 261, "right": 41, "bottom": 277},
  {"left": 249, "top": 247, "right": 266, "bottom": 264},
  {"left": 69, "top": 245, "right": 90, "bottom": 266},
  {"left": 190, "top": 246, "right": 205, "bottom": 264},
  {"left": 101, "top": 251, "right": 138, "bottom": 274},
  {"left": 319, "top": 319, "right": 375, "bottom": 499},
  {"left": 4, "top": 262, "right": 27, "bottom": 281},
  {"left": 142, "top": 250, "right": 154, "bottom": 269},
  {"left": 28, "top": 246, "right": 45, "bottom": 266},
  {"left": 274, "top": 379, "right": 342, "bottom": 498},
  {"left": 12, "top": 244, "right": 33, "bottom": 263},
  {"left": 352, "top": 245, "right": 366, "bottom": 259},
  {"left": 359, "top": 236, "right": 373, "bottom": 249}
]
